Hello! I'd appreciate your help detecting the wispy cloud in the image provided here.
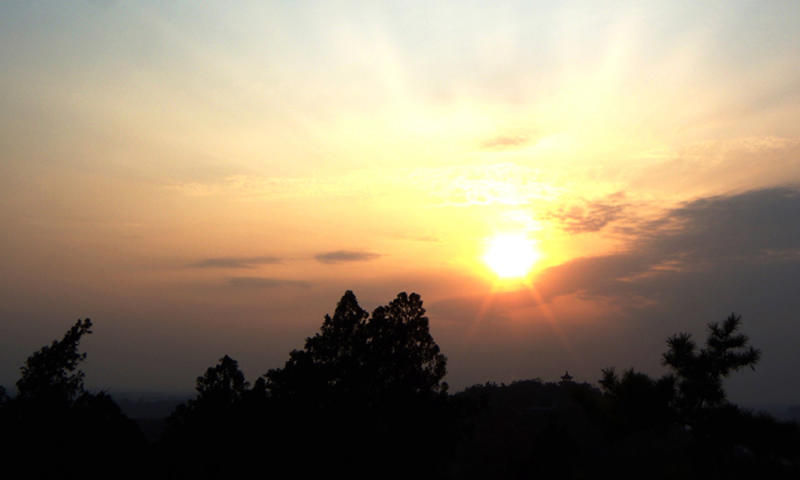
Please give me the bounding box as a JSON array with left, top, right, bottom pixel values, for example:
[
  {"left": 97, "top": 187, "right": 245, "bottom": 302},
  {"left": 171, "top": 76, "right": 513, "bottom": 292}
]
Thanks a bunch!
[
  {"left": 415, "top": 164, "right": 562, "bottom": 207},
  {"left": 479, "top": 132, "right": 538, "bottom": 151},
  {"left": 545, "top": 192, "right": 630, "bottom": 234},
  {"left": 227, "top": 277, "right": 310, "bottom": 288},
  {"left": 169, "top": 164, "right": 562, "bottom": 208},
  {"left": 191, "top": 256, "right": 281, "bottom": 269},
  {"left": 315, "top": 250, "right": 382, "bottom": 264}
]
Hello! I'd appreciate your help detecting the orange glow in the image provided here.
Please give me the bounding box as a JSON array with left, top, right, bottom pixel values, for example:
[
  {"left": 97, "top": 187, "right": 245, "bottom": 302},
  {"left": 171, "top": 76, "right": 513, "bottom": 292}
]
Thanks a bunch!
[{"left": 483, "top": 234, "right": 541, "bottom": 279}]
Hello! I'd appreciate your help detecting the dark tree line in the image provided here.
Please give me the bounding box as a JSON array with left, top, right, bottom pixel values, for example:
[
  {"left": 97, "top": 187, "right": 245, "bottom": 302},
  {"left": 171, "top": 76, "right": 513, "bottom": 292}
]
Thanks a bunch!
[
  {"left": 1, "top": 297, "right": 798, "bottom": 479},
  {"left": 0, "top": 319, "right": 148, "bottom": 479},
  {"left": 599, "top": 314, "right": 762, "bottom": 435},
  {"left": 162, "top": 291, "right": 453, "bottom": 479}
]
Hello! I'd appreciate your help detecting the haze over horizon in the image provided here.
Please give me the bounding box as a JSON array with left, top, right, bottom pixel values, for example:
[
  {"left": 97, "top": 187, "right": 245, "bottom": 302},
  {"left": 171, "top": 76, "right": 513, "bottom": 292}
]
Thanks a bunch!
[{"left": 2, "top": 1, "right": 800, "bottom": 407}]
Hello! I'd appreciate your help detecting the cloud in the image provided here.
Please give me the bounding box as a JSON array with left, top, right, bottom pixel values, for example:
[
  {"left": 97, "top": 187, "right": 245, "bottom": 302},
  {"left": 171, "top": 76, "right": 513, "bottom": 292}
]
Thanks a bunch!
[
  {"left": 431, "top": 187, "right": 800, "bottom": 401},
  {"left": 546, "top": 192, "right": 630, "bottom": 234},
  {"left": 191, "top": 257, "right": 281, "bottom": 269},
  {"left": 227, "top": 277, "right": 310, "bottom": 288},
  {"left": 315, "top": 250, "right": 382, "bottom": 264},
  {"left": 629, "top": 137, "right": 800, "bottom": 198},
  {"left": 433, "top": 186, "right": 800, "bottom": 329},
  {"left": 479, "top": 132, "right": 538, "bottom": 151},
  {"left": 651, "top": 188, "right": 800, "bottom": 259},
  {"left": 418, "top": 163, "right": 561, "bottom": 207},
  {"left": 534, "top": 187, "right": 800, "bottom": 303},
  {"left": 169, "top": 164, "right": 562, "bottom": 208}
]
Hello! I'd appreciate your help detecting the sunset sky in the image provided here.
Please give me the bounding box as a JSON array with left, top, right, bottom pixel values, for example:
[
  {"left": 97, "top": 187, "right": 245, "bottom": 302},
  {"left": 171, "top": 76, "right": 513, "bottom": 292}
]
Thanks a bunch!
[{"left": 2, "top": 1, "right": 800, "bottom": 406}]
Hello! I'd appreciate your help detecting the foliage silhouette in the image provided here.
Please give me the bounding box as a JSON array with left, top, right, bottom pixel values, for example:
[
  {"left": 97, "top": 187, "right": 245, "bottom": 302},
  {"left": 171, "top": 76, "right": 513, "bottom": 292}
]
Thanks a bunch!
[
  {"left": 137, "top": 289, "right": 454, "bottom": 480},
  {"left": 1, "top": 319, "right": 148, "bottom": 480},
  {"left": 265, "top": 290, "right": 370, "bottom": 405},
  {"left": 452, "top": 379, "right": 607, "bottom": 480},
  {"left": 598, "top": 313, "right": 762, "bottom": 434},
  {"left": 167, "top": 354, "right": 267, "bottom": 428},
  {"left": 599, "top": 366, "right": 676, "bottom": 435},
  {"left": 5, "top": 306, "right": 796, "bottom": 479},
  {"left": 587, "top": 313, "right": 800, "bottom": 478},
  {"left": 195, "top": 354, "right": 251, "bottom": 403},
  {"left": 366, "top": 292, "right": 448, "bottom": 397},
  {"left": 265, "top": 290, "right": 447, "bottom": 406},
  {"left": 16, "top": 318, "right": 93, "bottom": 404},
  {"left": 662, "top": 313, "right": 761, "bottom": 421},
  {"left": 263, "top": 291, "right": 452, "bottom": 479},
  {"left": 162, "top": 354, "right": 268, "bottom": 480}
]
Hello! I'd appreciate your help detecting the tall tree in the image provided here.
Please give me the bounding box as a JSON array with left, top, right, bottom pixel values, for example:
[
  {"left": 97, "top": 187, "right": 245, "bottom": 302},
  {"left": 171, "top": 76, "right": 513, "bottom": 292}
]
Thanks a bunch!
[
  {"left": 3, "top": 319, "right": 149, "bottom": 480},
  {"left": 168, "top": 354, "right": 260, "bottom": 427},
  {"left": 264, "top": 291, "right": 451, "bottom": 479},
  {"left": 265, "top": 290, "right": 447, "bottom": 403},
  {"left": 195, "top": 355, "right": 251, "bottom": 406},
  {"left": 163, "top": 354, "right": 267, "bottom": 480},
  {"left": 265, "top": 290, "right": 369, "bottom": 404},
  {"left": 16, "top": 318, "right": 93, "bottom": 404},
  {"left": 366, "top": 292, "right": 448, "bottom": 398}
]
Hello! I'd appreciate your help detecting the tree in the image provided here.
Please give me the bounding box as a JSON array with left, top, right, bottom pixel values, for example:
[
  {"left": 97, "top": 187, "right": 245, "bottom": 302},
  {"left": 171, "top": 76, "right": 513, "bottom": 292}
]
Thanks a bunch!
[
  {"left": 195, "top": 355, "right": 251, "bottom": 405},
  {"left": 596, "top": 314, "right": 761, "bottom": 437},
  {"left": 262, "top": 291, "right": 451, "bottom": 479},
  {"left": 599, "top": 367, "right": 675, "bottom": 434},
  {"left": 16, "top": 318, "right": 93, "bottom": 404},
  {"left": 265, "top": 290, "right": 447, "bottom": 404},
  {"left": 662, "top": 313, "right": 761, "bottom": 419},
  {"left": 365, "top": 292, "right": 448, "bottom": 398},
  {"left": 265, "top": 290, "right": 370, "bottom": 405},
  {"left": 168, "top": 354, "right": 261, "bottom": 428},
  {"left": 2, "top": 319, "right": 150, "bottom": 480},
  {"left": 163, "top": 354, "right": 269, "bottom": 480}
]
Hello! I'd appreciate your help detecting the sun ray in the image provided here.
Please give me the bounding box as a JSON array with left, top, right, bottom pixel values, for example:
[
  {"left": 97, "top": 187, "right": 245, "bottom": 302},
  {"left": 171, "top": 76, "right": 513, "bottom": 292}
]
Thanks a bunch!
[{"left": 518, "top": 277, "right": 578, "bottom": 362}]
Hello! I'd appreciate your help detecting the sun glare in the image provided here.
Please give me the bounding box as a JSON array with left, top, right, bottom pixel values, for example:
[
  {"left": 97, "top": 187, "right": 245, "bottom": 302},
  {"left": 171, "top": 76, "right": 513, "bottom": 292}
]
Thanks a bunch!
[{"left": 483, "top": 234, "right": 541, "bottom": 279}]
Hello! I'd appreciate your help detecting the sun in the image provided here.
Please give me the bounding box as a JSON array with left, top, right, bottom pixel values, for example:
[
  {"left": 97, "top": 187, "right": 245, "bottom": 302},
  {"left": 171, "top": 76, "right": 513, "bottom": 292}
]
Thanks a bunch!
[{"left": 483, "top": 234, "right": 541, "bottom": 279}]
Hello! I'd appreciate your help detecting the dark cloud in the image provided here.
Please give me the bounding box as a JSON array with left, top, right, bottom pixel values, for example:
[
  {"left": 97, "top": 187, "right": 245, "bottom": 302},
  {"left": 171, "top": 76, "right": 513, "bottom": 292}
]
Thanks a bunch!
[
  {"left": 432, "top": 187, "right": 800, "bottom": 402},
  {"left": 546, "top": 192, "right": 629, "bottom": 234},
  {"left": 191, "top": 256, "right": 281, "bottom": 269},
  {"left": 227, "top": 277, "right": 310, "bottom": 288},
  {"left": 537, "top": 187, "right": 800, "bottom": 302},
  {"left": 650, "top": 188, "right": 800, "bottom": 260},
  {"left": 315, "top": 250, "right": 382, "bottom": 264}
]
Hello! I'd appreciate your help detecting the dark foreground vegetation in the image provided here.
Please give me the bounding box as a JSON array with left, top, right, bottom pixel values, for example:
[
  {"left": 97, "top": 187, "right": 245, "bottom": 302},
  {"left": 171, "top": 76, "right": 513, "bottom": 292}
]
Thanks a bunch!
[{"left": 1, "top": 291, "right": 799, "bottom": 479}]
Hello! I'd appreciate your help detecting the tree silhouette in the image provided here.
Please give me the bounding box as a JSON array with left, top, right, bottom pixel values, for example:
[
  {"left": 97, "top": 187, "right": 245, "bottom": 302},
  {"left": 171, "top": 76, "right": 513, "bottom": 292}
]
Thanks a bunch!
[
  {"left": 195, "top": 354, "right": 251, "bottom": 405},
  {"left": 264, "top": 290, "right": 369, "bottom": 406},
  {"left": 662, "top": 313, "right": 761, "bottom": 420},
  {"left": 163, "top": 354, "right": 268, "bottom": 480},
  {"left": 16, "top": 318, "right": 92, "bottom": 404},
  {"left": 1, "top": 319, "right": 149, "bottom": 480},
  {"left": 263, "top": 291, "right": 452, "bottom": 479},
  {"left": 265, "top": 290, "right": 447, "bottom": 404},
  {"left": 599, "top": 367, "right": 675, "bottom": 435},
  {"left": 365, "top": 292, "right": 448, "bottom": 398},
  {"left": 167, "top": 354, "right": 264, "bottom": 427}
]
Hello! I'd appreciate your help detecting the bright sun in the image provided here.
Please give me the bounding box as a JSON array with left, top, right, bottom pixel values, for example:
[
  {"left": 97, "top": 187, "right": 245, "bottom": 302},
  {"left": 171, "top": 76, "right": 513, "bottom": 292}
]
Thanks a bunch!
[{"left": 483, "top": 234, "right": 541, "bottom": 279}]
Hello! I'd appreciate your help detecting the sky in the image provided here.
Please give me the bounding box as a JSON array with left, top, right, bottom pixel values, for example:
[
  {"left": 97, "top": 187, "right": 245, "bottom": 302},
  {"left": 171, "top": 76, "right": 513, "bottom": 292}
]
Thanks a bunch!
[{"left": 2, "top": 0, "right": 800, "bottom": 406}]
